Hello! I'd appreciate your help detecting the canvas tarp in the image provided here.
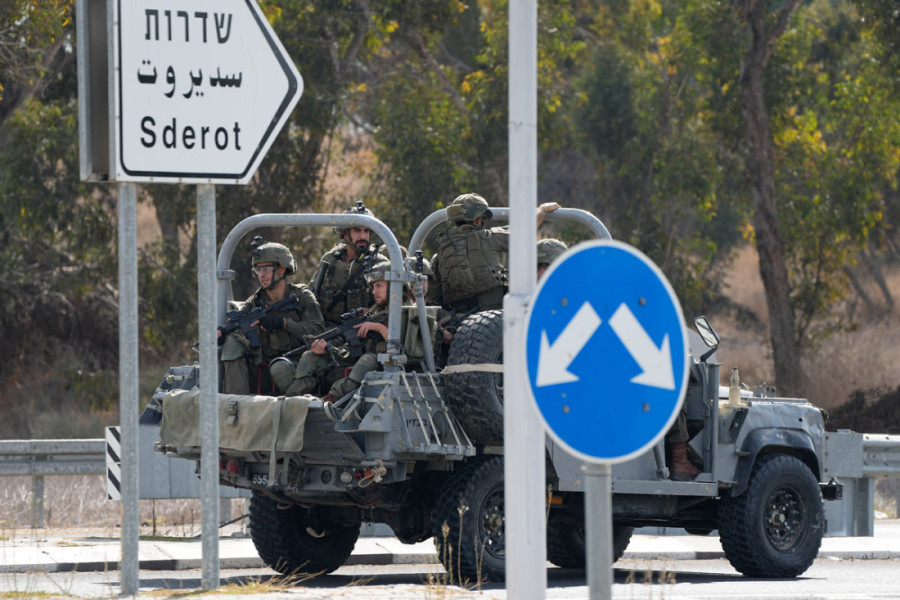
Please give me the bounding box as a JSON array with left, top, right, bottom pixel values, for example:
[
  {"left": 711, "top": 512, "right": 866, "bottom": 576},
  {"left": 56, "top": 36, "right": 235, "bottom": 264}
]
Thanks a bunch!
[{"left": 159, "top": 388, "right": 312, "bottom": 452}]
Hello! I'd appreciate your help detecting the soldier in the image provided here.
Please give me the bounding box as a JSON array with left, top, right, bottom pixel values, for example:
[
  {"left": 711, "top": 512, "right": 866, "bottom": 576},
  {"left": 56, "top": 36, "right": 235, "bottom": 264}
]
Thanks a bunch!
[
  {"left": 536, "top": 238, "right": 568, "bottom": 279},
  {"left": 309, "top": 201, "right": 385, "bottom": 327},
  {"left": 429, "top": 193, "right": 559, "bottom": 312},
  {"left": 219, "top": 240, "right": 325, "bottom": 395},
  {"left": 276, "top": 261, "right": 394, "bottom": 402}
]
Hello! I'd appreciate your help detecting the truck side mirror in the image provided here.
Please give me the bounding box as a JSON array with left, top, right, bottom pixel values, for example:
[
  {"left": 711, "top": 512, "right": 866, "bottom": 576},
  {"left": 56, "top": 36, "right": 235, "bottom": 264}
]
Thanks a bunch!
[{"left": 693, "top": 316, "right": 720, "bottom": 361}]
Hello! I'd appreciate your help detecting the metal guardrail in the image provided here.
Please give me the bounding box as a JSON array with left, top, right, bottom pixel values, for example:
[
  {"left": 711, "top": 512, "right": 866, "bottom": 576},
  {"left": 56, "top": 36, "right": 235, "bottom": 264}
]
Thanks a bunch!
[
  {"left": 3, "top": 434, "right": 900, "bottom": 528},
  {"left": 0, "top": 439, "right": 107, "bottom": 528},
  {"left": 0, "top": 439, "right": 107, "bottom": 476},
  {"left": 863, "top": 434, "right": 900, "bottom": 478}
]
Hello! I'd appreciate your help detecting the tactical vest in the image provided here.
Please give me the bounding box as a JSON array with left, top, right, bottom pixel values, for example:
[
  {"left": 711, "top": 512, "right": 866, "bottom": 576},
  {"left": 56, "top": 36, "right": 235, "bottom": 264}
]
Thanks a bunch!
[
  {"left": 312, "top": 244, "right": 376, "bottom": 325},
  {"left": 435, "top": 225, "right": 507, "bottom": 306}
]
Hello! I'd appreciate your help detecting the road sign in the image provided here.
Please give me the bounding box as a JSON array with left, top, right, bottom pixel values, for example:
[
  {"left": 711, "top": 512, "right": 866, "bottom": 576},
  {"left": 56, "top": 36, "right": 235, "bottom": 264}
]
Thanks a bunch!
[
  {"left": 112, "top": 0, "right": 303, "bottom": 184},
  {"left": 524, "top": 240, "right": 689, "bottom": 463}
]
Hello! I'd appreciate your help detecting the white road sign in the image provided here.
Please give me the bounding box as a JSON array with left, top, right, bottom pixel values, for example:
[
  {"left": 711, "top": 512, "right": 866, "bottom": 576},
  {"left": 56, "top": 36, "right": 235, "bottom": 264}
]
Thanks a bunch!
[{"left": 113, "top": 0, "right": 303, "bottom": 184}]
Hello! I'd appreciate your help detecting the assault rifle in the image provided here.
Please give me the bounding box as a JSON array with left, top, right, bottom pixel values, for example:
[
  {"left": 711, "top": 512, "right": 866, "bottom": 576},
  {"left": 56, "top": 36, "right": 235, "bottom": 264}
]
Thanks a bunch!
[
  {"left": 218, "top": 295, "right": 302, "bottom": 349},
  {"left": 282, "top": 307, "right": 376, "bottom": 361}
]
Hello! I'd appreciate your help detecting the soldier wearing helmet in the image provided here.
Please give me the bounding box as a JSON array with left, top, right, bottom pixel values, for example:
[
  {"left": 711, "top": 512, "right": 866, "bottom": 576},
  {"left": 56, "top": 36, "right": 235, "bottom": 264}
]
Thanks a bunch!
[
  {"left": 309, "top": 201, "right": 386, "bottom": 327},
  {"left": 429, "top": 193, "right": 560, "bottom": 312},
  {"left": 275, "top": 260, "right": 394, "bottom": 401},
  {"left": 536, "top": 238, "right": 568, "bottom": 279},
  {"left": 219, "top": 238, "right": 325, "bottom": 394}
]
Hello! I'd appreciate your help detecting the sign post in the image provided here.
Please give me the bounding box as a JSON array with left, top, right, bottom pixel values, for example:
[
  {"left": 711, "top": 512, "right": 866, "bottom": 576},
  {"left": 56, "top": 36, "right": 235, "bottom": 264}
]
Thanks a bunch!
[
  {"left": 524, "top": 240, "right": 689, "bottom": 598},
  {"left": 112, "top": 0, "right": 302, "bottom": 183},
  {"left": 77, "top": 0, "right": 303, "bottom": 592}
]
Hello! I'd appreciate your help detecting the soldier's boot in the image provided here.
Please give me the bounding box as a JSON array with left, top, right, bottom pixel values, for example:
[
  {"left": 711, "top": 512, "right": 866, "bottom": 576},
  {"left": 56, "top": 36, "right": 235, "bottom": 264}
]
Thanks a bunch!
[
  {"left": 285, "top": 375, "right": 317, "bottom": 397},
  {"left": 670, "top": 442, "right": 701, "bottom": 481}
]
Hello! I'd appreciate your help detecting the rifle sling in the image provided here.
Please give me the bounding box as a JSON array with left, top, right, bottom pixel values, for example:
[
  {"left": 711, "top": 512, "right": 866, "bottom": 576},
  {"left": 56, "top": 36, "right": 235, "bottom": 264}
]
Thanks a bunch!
[{"left": 324, "top": 255, "right": 370, "bottom": 314}]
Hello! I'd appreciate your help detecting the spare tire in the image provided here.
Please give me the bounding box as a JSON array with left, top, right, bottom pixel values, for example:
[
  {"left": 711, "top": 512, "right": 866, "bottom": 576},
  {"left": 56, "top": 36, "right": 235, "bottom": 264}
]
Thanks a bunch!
[{"left": 444, "top": 309, "right": 504, "bottom": 445}]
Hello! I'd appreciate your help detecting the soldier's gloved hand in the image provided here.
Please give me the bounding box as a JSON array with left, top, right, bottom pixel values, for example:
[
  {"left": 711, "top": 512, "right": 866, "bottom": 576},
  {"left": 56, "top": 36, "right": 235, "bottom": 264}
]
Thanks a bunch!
[{"left": 259, "top": 315, "right": 284, "bottom": 332}]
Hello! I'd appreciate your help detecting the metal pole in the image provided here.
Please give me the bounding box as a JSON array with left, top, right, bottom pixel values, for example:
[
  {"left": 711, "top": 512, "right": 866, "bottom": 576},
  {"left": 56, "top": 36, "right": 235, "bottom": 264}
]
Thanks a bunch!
[
  {"left": 584, "top": 462, "right": 613, "bottom": 600},
  {"left": 197, "top": 184, "right": 220, "bottom": 590},
  {"left": 31, "top": 474, "right": 44, "bottom": 528},
  {"left": 505, "top": 1, "right": 546, "bottom": 599},
  {"left": 118, "top": 182, "right": 140, "bottom": 595}
]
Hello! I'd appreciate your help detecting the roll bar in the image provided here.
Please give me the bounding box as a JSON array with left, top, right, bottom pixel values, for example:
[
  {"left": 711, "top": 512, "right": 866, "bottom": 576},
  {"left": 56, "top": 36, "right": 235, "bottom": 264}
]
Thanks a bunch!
[
  {"left": 216, "top": 213, "right": 408, "bottom": 368},
  {"left": 407, "top": 206, "right": 613, "bottom": 257}
]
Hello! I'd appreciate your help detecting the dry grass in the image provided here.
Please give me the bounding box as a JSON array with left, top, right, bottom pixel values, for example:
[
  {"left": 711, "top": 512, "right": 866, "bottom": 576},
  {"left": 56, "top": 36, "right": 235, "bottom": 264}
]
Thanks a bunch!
[
  {"left": 0, "top": 474, "right": 229, "bottom": 537},
  {"left": 710, "top": 245, "right": 900, "bottom": 410}
]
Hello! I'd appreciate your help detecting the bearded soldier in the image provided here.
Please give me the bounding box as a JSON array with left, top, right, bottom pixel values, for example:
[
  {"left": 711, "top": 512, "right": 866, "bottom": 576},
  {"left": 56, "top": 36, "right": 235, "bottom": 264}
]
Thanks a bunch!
[{"left": 309, "top": 201, "right": 386, "bottom": 327}]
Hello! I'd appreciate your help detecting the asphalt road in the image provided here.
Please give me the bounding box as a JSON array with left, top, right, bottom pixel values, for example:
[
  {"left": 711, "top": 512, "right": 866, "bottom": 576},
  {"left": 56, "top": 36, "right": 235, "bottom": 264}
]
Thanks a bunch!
[
  {"left": 4, "top": 557, "right": 900, "bottom": 599},
  {"left": 3, "top": 521, "right": 899, "bottom": 598}
]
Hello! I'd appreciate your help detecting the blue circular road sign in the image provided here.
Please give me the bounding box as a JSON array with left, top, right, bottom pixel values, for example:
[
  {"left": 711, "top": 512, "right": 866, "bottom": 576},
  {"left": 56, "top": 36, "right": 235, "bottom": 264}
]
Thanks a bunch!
[{"left": 524, "top": 240, "right": 689, "bottom": 463}]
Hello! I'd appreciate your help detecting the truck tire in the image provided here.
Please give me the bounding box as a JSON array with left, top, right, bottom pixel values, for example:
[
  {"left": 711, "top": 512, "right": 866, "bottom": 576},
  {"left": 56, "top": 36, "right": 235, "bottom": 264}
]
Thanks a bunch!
[
  {"left": 444, "top": 310, "right": 504, "bottom": 445},
  {"left": 432, "top": 456, "right": 506, "bottom": 583},
  {"left": 249, "top": 492, "right": 359, "bottom": 575},
  {"left": 718, "top": 454, "right": 824, "bottom": 578},
  {"left": 547, "top": 516, "right": 633, "bottom": 568}
]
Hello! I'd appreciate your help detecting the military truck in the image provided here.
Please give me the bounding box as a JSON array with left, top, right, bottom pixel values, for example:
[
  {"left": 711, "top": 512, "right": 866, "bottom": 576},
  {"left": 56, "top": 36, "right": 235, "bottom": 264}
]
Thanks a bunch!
[{"left": 147, "top": 209, "right": 873, "bottom": 582}]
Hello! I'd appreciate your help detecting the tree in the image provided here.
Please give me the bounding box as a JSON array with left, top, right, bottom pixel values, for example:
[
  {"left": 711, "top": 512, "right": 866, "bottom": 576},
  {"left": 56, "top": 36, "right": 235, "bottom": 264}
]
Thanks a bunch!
[{"left": 732, "top": 0, "right": 806, "bottom": 395}]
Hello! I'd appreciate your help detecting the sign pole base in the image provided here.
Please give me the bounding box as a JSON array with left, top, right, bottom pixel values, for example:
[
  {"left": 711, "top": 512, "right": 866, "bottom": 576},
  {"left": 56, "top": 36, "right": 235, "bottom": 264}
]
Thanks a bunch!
[{"left": 584, "top": 461, "right": 613, "bottom": 600}]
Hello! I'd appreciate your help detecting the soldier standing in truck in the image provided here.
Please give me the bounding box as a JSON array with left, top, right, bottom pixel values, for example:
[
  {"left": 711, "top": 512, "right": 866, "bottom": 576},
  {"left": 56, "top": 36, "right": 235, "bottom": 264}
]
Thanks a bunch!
[{"left": 429, "top": 193, "right": 560, "bottom": 312}]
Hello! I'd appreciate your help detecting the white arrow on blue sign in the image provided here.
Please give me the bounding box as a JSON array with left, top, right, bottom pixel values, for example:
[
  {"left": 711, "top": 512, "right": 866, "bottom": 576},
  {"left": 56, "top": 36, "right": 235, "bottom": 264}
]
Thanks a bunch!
[{"left": 524, "top": 240, "right": 689, "bottom": 463}]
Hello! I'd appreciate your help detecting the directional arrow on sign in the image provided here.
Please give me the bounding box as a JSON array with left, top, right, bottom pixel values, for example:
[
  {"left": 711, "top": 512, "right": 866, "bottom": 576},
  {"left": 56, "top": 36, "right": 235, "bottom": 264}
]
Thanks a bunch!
[
  {"left": 537, "top": 302, "right": 602, "bottom": 387},
  {"left": 525, "top": 240, "right": 689, "bottom": 463},
  {"left": 609, "top": 303, "right": 675, "bottom": 390},
  {"left": 536, "top": 301, "right": 675, "bottom": 390},
  {"left": 114, "top": 0, "right": 303, "bottom": 184}
]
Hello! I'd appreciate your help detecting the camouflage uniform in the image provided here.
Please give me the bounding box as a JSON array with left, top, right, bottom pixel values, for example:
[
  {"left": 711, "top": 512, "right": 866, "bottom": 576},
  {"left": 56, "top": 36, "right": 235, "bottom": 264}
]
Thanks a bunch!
[
  {"left": 430, "top": 194, "right": 509, "bottom": 312},
  {"left": 309, "top": 243, "right": 385, "bottom": 326},
  {"left": 279, "top": 291, "right": 390, "bottom": 399},
  {"left": 309, "top": 202, "right": 386, "bottom": 326},
  {"left": 220, "top": 282, "right": 325, "bottom": 394}
]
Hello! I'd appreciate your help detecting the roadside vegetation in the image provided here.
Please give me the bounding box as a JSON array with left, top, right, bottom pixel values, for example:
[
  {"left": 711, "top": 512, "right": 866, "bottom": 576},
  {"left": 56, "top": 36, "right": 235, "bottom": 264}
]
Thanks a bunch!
[{"left": 1, "top": 0, "right": 899, "bottom": 442}]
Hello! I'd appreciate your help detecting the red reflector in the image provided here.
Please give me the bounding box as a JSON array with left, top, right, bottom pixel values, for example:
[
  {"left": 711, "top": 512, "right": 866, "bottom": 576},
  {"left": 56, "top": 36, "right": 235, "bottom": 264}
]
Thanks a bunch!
[{"left": 226, "top": 460, "right": 240, "bottom": 475}]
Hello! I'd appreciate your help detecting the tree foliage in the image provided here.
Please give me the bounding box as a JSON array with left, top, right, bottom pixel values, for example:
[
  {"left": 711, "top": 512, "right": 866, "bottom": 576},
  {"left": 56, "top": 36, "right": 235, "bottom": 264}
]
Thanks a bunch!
[{"left": 1, "top": 0, "right": 899, "bottom": 423}]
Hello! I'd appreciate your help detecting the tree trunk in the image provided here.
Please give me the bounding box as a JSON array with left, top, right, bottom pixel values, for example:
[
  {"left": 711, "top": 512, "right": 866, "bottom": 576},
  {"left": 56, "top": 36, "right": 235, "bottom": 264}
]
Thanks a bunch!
[
  {"left": 736, "top": 0, "right": 805, "bottom": 396},
  {"left": 861, "top": 248, "right": 893, "bottom": 309}
]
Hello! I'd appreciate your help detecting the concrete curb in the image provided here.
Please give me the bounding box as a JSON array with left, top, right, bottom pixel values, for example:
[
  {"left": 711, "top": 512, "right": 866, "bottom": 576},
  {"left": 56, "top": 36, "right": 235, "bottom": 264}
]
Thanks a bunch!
[{"left": 2, "top": 520, "right": 898, "bottom": 574}]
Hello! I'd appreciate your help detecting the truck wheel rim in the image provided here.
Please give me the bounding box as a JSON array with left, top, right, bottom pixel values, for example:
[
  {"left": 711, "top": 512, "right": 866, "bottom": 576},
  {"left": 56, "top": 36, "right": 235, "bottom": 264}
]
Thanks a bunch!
[
  {"left": 479, "top": 488, "right": 505, "bottom": 559},
  {"left": 764, "top": 487, "right": 806, "bottom": 551}
]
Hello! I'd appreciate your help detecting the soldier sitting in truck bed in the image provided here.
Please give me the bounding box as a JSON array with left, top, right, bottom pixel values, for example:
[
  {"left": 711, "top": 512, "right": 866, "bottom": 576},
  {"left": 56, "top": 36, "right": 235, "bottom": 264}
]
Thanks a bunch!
[
  {"left": 219, "top": 240, "right": 325, "bottom": 395},
  {"left": 272, "top": 261, "right": 396, "bottom": 403}
]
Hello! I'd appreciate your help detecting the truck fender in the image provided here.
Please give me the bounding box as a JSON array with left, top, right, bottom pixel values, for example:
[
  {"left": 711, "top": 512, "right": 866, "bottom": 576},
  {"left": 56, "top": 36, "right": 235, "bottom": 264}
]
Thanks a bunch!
[{"left": 730, "top": 428, "right": 821, "bottom": 497}]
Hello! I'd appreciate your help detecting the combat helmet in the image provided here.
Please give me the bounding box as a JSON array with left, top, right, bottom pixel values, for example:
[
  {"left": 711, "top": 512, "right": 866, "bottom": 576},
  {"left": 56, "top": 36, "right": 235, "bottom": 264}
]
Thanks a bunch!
[
  {"left": 334, "top": 200, "right": 377, "bottom": 237},
  {"left": 363, "top": 260, "right": 392, "bottom": 285},
  {"left": 251, "top": 239, "right": 296, "bottom": 275},
  {"left": 536, "top": 238, "right": 568, "bottom": 267},
  {"left": 445, "top": 193, "right": 492, "bottom": 224}
]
